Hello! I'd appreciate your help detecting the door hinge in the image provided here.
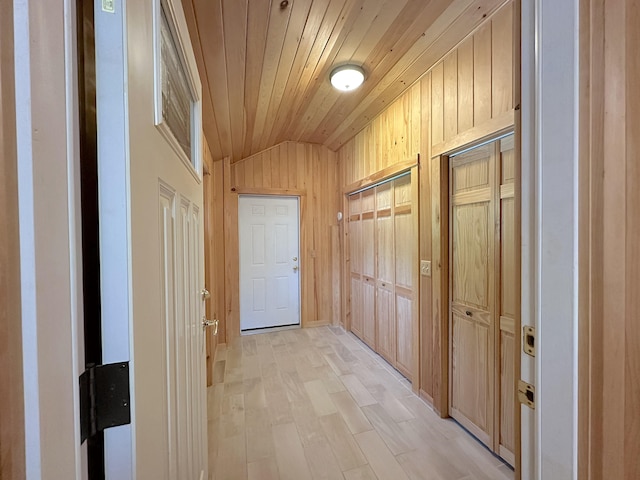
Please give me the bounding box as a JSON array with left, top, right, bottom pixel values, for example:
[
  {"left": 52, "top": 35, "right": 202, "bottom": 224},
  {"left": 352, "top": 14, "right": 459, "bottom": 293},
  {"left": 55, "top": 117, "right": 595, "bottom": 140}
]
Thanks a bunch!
[
  {"left": 518, "top": 380, "right": 535, "bottom": 409},
  {"left": 80, "top": 362, "right": 131, "bottom": 443},
  {"left": 523, "top": 325, "right": 536, "bottom": 357}
]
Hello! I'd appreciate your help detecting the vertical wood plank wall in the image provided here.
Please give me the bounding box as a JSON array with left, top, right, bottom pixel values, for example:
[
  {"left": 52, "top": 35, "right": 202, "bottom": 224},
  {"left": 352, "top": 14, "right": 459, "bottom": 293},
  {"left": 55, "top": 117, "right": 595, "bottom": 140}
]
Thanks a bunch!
[
  {"left": 0, "top": 0, "right": 25, "bottom": 474},
  {"left": 579, "top": 0, "right": 640, "bottom": 477},
  {"left": 203, "top": 137, "right": 225, "bottom": 382},
  {"left": 223, "top": 142, "right": 339, "bottom": 340},
  {"left": 338, "top": 2, "right": 514, "bottom": 411}
]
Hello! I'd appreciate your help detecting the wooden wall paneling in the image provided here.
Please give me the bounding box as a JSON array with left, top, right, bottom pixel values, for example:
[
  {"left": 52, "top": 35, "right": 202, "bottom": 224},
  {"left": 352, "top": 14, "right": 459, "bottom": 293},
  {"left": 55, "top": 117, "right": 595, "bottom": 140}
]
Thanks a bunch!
[
  {"left": 410, "top": 82, "right": 422, "bottom": 160},
  {"left": 225, "top": 142, "right": 339, "bottom": 337},
  {"left": 276, "top": 0, "right": 357, "bottom": 143},
  {"left": 335, "top": 0, "right": 515, "bottom": 415},
  {"left": 258, "top": 0, "right": 313, "bottom": 152},
  {"left": 473, "top": 22, "right": 492, "bottom": 128},
  {"left": 242, "top": 0, "right": 272, "bottom": 158},
  {"left": 249, "top": 0, "right": 293, "bottom": 151},
  {"left": 283, "top": 0, "right": 365, "bottom": 140},
  {"left": 431, "top": 62, "right": 444, "bottom": 147},
  {"left": 203, "top": 144, "right": 215, "bottom": 385},
  {"left": 0, "top": 1, "right": 25, "bottom": 471},
  {"left": 419, "top": 74, "right": 434, "bottom": 402},
  {"left": 212, "top": 158, "right": 227, "bottom": 346},
  {"left": 192, "top": 0, "right": 232, "bottom": 155},
  {"left": 457, "top": 37, "right": 474, "bottom": 133},
  {"left": 324, "top": 0, "right": 507, "bottom": 151},
  {"left": 443, "top": 51, "right": 458, "bottom": 142},
  {"left": 180, "top": 0, "right": 224, "bottom": 161},
  {"left": 579, "top": 1, "right": 640, "bottom": 477},
  {"left": 307, "top": 0, "right": 449, "bottom": 147},
  {"left": 264, "top": 0, "right": 332, "bottom": 148},
  {"left": 491, "top": 2, "right": 513, "bottom": 118},
  {"left": 223, "top": 157, "right": 239, "bottom": 343},
  {"left": 221, "top": 0, "right": 248, "bottom": 162}
]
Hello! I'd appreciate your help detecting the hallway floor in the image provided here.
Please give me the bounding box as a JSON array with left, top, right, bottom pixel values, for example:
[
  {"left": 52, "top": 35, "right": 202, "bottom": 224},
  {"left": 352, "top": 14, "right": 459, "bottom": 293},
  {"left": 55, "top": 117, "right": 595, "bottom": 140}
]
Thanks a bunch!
[{"left": 208, "top": 326, "right": 513, "bottom": 480}]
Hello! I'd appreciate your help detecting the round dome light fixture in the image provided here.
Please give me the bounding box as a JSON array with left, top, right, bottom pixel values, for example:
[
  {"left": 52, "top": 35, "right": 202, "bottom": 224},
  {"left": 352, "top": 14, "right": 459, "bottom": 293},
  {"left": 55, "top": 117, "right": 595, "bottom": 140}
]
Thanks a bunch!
[{"left": 330, "top": 65, "right": 365, "bottom": 92}]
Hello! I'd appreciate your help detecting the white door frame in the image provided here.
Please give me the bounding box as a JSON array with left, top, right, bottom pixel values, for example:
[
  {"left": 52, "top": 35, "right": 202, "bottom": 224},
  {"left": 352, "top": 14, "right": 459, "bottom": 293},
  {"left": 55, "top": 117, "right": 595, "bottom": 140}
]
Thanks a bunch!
[
  {"left": 14, "top": 0, "right": 86, "bottom": 477},
  {"left": 521, "top": 1, "right": 580, "bottom": 478}
]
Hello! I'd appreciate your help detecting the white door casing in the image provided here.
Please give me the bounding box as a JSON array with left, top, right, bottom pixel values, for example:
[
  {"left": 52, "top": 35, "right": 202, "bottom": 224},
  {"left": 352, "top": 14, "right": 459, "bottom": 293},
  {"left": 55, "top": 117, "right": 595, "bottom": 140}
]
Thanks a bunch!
[
  {"left": 95, "top": 0, "right": 207, "bottom": 479},
  {"left": 239, "top": 195, "right": 301, "bottom": 331},
  {"left": 14, "top": 0, "right": 87, "bottom": 477}
]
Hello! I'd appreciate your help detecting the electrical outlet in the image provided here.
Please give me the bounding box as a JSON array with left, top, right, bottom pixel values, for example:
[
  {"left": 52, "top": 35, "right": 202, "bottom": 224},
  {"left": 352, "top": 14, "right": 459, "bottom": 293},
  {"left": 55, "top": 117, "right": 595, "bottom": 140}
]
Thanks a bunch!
[{"left": 420, "top": 260, "right": 431, "bottom": 277}]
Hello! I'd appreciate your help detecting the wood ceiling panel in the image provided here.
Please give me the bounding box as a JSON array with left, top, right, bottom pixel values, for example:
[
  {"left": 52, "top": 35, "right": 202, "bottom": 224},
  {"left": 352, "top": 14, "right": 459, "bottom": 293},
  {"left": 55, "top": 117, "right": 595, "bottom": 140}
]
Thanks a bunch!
[{"left": 182, "top": 0, "right": 510, "bottom": 161}]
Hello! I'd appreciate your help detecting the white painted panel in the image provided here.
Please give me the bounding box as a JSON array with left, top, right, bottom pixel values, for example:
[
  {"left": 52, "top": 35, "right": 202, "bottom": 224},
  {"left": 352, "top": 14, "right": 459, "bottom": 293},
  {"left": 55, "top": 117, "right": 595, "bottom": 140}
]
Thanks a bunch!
[
  {"left": 252, "top": 205, "right": 265, "bottom": 216},
  {"left": 253, "top": 278, "right": 267, "bottom": 312},
  {"left": 275, "top": 224, "right": 288, "bottom": 264},
  {"left": 159, "top": 188, "right": 177, "bottom": 479},
  {"left": 252, "top": 225, "right": 266, "bottom": 265},
  {"left": 95, "top": 0, "right": 207, "bottom": 476},
  {"left": 275, "top": 276, "right": 289, "bottom": 310},
  {"left": 239, "top": 195, "right": 300, "bottom": 330}
]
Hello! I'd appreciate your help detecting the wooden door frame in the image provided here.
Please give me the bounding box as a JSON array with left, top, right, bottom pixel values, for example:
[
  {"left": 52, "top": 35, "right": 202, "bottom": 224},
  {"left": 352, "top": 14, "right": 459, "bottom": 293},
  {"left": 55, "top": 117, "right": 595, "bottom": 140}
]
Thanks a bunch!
[
  {"left": 431, "top": 126, "right": 519, "bottom": 469},
  {"left": 225, "top": 185, "right": 306, "bottom": 337},
  {"left": 0, "top": 0, "right": 25, "bottom": 475}
]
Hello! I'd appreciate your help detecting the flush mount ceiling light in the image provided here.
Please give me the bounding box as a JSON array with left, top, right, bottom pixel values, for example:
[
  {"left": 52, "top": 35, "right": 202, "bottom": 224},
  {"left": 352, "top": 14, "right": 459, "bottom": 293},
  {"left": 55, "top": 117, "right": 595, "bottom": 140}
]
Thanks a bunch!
[{"left": 330, "top": 65, "right": 365, "bottom": 92}]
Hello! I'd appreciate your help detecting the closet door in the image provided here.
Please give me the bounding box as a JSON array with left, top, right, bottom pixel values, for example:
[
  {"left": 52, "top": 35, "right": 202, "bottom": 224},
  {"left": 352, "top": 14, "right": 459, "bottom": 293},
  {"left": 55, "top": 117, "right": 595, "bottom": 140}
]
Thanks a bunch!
[
  {"left": 449, "top": 144, "right": 496, "bottom": 447},
  {"left": 361, "top": 189, "right": 376, "bottom": 349},
  {"left": 394, "top": 175, "right": 415, "bottom": 379},
  {"left": 497, "top": 136, "right": 516, "bottom": 464},
  {"left": 349, "top": 194, "right": 363, "bottom": 340},
  {"left": 375, "top": 183, "right": 395, "bottom": 363}
]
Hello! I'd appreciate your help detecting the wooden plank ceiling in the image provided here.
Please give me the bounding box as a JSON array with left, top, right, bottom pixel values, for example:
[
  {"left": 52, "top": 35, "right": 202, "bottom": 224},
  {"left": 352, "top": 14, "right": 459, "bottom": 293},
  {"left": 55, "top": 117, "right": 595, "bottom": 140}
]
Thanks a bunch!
[{"left": 181, "top": 0, "right": 508, "bottom": 162}]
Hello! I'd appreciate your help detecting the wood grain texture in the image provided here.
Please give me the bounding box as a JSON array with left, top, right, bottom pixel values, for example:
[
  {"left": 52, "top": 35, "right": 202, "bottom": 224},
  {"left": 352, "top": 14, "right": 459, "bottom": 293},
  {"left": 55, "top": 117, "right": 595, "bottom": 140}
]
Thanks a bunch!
[
  {"left": 0, "top": 2, "right": 25, "bottom": 474},
  {"left": 224, "top": 142, "right": 339, "bottom": 340},
  {"left": 207, "top": 326, "right": 513, "bottom": 480},
  {"left": 183, "top": 0, "right": 509, "bottom": 160},
  {"left": 579, "top": 0, "right": 640, "bottom": 478}
]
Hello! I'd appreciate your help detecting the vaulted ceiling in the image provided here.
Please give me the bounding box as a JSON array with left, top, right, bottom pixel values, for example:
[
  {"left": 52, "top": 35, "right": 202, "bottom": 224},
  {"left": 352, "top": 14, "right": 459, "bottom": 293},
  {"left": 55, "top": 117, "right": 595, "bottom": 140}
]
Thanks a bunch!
[{"left": 181, "top": 0, "right": 508, "bottom": 162}]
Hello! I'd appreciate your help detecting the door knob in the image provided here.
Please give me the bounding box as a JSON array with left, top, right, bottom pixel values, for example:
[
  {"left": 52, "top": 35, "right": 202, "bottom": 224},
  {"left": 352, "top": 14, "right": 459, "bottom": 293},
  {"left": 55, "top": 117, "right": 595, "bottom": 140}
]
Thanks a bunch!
[
  {"left": 202, "top": 318, "right": 219, "bottom": 336},
  {"left": 200, "top": 288, "right": 210, "bottom": 300},
  {"left": 293, "top": 257, "right": 298, "bottom": 261},
  {"left": 293, "top": 265, "right": 299, "bottom": 272}
]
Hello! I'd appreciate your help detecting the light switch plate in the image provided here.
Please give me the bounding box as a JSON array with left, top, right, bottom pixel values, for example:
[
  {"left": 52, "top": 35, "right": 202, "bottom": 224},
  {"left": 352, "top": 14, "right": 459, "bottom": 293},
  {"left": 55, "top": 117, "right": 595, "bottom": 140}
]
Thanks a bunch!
[{"left": 420, "top": 260, "right": 431, "bottom": 277}]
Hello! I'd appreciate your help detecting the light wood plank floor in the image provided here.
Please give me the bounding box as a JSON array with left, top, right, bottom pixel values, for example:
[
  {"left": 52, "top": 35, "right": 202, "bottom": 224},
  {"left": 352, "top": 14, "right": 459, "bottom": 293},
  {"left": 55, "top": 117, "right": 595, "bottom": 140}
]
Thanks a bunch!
[{"left": 208, "top": 326, "right": 513, "bottom": 480}]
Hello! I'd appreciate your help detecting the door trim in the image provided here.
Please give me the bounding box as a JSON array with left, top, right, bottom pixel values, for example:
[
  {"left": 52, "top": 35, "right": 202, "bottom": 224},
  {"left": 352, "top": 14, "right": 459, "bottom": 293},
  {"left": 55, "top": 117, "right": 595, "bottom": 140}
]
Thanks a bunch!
[
  {"left": 238, "top": 194, "right": 302, "bottom": 332},
  {"left": 223, "top": 181, "right": 310, "bottom": 340},
  {"left": 432, "top": 128, "right": 519, "bottom": 471}
]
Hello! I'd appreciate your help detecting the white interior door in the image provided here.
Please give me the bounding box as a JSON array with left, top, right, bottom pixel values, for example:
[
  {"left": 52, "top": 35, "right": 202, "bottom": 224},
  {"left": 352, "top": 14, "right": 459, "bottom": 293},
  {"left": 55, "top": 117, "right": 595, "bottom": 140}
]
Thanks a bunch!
[
  {"left": 95, "top": 1, "right": 206, "bottom": 479},
  {"left": 239, "top": 195, "right": 301, "bottom": 331}
]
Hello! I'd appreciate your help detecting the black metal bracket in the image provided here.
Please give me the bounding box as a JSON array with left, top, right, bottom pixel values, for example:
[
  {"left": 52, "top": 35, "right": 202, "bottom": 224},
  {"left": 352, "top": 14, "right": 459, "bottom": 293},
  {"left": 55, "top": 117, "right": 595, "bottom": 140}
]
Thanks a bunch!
[{"left": 80, "top": 362, "right": 131, "bottom": 443}]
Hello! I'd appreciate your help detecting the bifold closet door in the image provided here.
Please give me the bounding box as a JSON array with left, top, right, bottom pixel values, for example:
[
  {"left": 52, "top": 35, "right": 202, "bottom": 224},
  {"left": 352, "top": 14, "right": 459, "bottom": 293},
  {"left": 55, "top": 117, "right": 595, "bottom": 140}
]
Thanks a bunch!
[
  {"left": 497, "top": 136, "right": 516, "bottom": 464},
  {"left": 361, "top": 189, "right": 376, "bottom": 349},
  {"left": 394, "top": 175, "right": 415, "bottom": 379},
  {"left": 349, "top": 194, "right": 363, "bottom": 340},
  {"left": 448, "top": 135, "right": 516, "bottom": 465},
  {"left": 375, "top": 182, "right": 395, "bottom": 363},
  {"left": 449, "top": 144, "right": 496, "bottom": 447}
]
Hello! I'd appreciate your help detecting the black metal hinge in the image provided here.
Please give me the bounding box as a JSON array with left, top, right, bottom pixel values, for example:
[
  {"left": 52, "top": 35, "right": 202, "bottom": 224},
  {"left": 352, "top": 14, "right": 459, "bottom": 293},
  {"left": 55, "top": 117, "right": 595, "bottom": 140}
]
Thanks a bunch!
[{"left": 80, "top": 362, "right": 131, "bottom": 443}]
